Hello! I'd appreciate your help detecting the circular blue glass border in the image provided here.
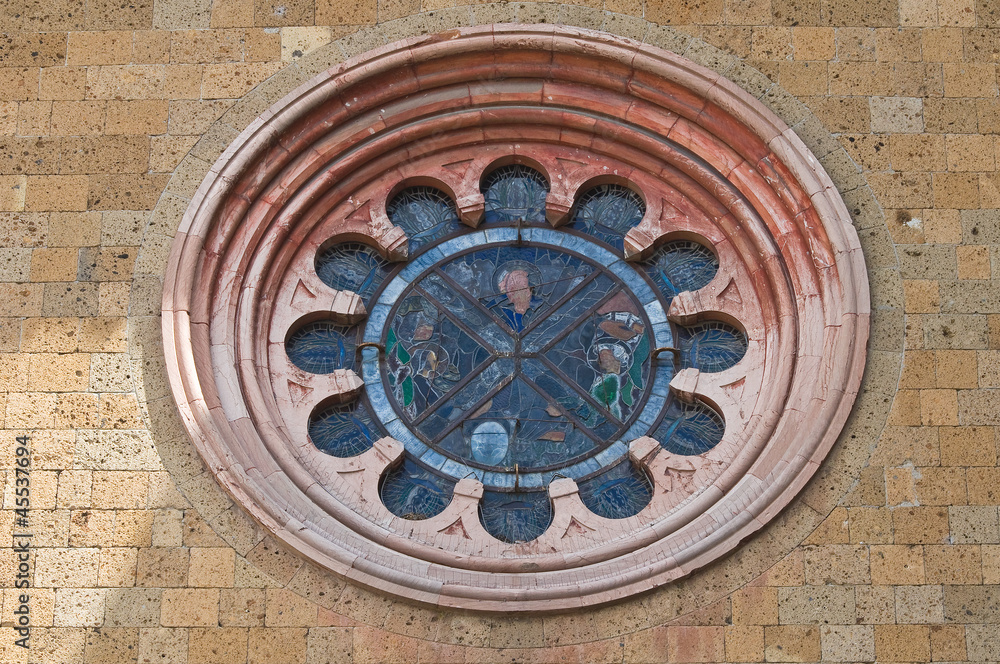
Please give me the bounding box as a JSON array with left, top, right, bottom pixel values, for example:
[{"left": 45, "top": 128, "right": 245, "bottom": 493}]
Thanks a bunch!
[{"left": 362, "top": 227, "right": 673, "bottom": 490}]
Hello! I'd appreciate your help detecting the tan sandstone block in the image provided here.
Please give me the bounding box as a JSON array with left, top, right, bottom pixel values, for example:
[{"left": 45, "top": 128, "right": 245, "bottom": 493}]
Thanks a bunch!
[
  {"left": 34, "top": 548, "right": 99, "bottom": 587},
  {"left": 99, "top": 547, "right": 138, "bottom": 587},
  {"left": 936, "top": 349, "right": 979, "bottom": 388},
  {"left": 248, "top": 627, "right": 308, "bottom": 664},
  {"left": 0, "top": 175, "right": 26, "bottom": 211},
  {"left": 49, "top": 101, "right": 105, "bottom": 136},
  {"left": 105, "top": 100, "right": 169, "bottom": 135},
  {"left": 947, "top": 134, "right": 996, "bottom": 172},
  {"left": 20, "top": 318, "right": 78, "bottom": 353},
  {"left": 956, "top": 245, "right": 992, "bottom": 279},
  {"left": 904, "top": 279, "right": 940, "bottom": 313},
  {"left": 943, "top": 63, "right": 998, "bottom": 97},
  {"left": 189, "top": 548, "right": 236, "bottom": 588},
  {"left": 920, "top": 388, "right": 959, "bottom": 425},
  {"left": 25, "top": 176, "right": 88, "bottom": 212},
  {"left": 724, "top": 625, "right": 763, "bottom": 662},
  {"left": 665, "top": 625, "right": 724, "bottom": 662},
  {"left": 137, "top": 547, "right": 189, "bottom": 587},
  {"left": 92, "top": 471, "right": 149, "bottom": 509},
  {"left": 27, "top": 352, "right": 90, "bottom": 391},
  {"left": 732, "top": 586, "right": 778, "bottom": 625},
  {"left": 875, "top": 625, "right": 931, "bottom": 662},
  {"left": 98, "top": 392, "right": 143, "bottom": 429},
  {"left": 870, "top": 545, "right": 926, "bottom": 585},
  {"left": 28, "top": 248, "right": 77, "bottom": 282},
  {"left": 161, "top": 588, "right": 219, "bottom": 626},
  {"left": 924, "top": 544, "right": 983, "bottom": 584},
  {"left": 764, "top": 625, "right": 820, "bottom": 663},
  {"left": 892, "top": 506, "right": 951, "bottom": 544},
  {"left": 931, "top": 624, "right": 967, "bottom": 661},
  {"left": 53, "top": 588, "right": 103, "bottom": 627},
  {"left": 189, "top": 627, "right": 249, "bottom": 664},
  {"left": 220, "top": 588, "right": 266, "bottom": 627},
  {"left": 66, "top": 31, "right": 133, "bottom": 65}
]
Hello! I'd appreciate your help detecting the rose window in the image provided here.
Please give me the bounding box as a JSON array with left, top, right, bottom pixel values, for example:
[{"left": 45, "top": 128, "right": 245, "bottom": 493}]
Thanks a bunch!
[
  {"left": 164, "top": 25, "right": 869, "bottom": 611},
  {"left": 286, "top": 169, "right": 748, "bottom": 544}
]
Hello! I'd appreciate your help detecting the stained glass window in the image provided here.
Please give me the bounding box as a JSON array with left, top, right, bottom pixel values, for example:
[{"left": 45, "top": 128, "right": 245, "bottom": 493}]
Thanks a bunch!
[
  {"left": 568, "top": 184, "right": 646, "bottom": 251},
  {"left": 315, "top": 242, "right": 391, "bottom": 304},
  {"left": 652, "top": 399, "right": 725, "bottom": 456},
  {"left": 308, "top": 401, "right": 380, "bottom": 457},
  {"left": 644, "top": 240, "right": 719, "bottom": 302},
  {"left": 677, "top": 321, "right": 748, "bottom": 373},
  {"left": 286, "top": 321, "right": 358, "bottom": 374},
  {"left": 479, "top": 489, "right": 553, "bottom": 543},
  {"left": 481, "top": 164, "right": 549, "bottom": 224},
  {"left": 381, "top": 456, "right": 455, "bottom": 520},
  {"left": 386, "top": 186, "right": 463, "bottom": 253},
  {"left": 577, "top": 461, "right": 653, "bottom": 519},
  {"left": 293, "top": 180, "right": 738, "bottom": 540},
  {"left": 383, "top": 243, "right": 653, "bottom": 474}
]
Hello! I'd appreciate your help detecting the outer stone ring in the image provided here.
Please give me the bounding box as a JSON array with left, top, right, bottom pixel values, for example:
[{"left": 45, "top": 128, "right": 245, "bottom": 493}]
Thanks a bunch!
[{"left": 162, "top": 24, "right": 869, "bottom": 611}]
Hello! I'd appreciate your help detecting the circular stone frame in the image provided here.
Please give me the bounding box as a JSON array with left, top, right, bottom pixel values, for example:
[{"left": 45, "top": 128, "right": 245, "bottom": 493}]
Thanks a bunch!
[{"left": 162, "top": 24, "right": 869, "bottom": 611}]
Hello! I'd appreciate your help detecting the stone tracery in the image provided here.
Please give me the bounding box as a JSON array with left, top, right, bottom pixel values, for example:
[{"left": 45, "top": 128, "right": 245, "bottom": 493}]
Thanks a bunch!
[{"left": 162, "top": 24, "right": 869, "bottom": 611}]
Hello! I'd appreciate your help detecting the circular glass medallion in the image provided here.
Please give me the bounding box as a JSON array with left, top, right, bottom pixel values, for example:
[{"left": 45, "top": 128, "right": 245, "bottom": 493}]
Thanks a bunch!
[{"left": 363, "top": 227, "right": 669, "bottom": 489}]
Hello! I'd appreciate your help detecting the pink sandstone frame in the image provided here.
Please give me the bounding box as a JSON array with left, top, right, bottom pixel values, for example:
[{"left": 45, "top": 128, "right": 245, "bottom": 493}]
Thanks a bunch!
[{"left": 162, "top": 24, "right": 870, "bottom": 611}]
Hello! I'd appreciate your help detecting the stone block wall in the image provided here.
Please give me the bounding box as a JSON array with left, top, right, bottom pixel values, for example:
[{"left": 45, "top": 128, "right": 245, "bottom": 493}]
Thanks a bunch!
[{"left": 1, "top": 0, "right": 999, "bottom": 662}]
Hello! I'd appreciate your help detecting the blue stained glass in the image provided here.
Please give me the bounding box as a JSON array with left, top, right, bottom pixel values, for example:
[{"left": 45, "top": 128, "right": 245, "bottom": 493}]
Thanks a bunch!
[
  {"left": 677, "top": 321, "right": 747, "bottom": 373},
  {"left": 481, "top": 165, "right": 549, "bottom": 224},
  {"left": 381, "top": 455, "right": 455, "bottom": 520},
  {"left": 652, "top": 398, "right": 725, "bottom": 455},
  {"left": 315, "top": 242, "right": 391, "bottom": 304},
  {"left": 568, "top": 184, "right": 645, "bottom": 251},
  {"left": 578, "top": 461, "right": 652, "bottom": 519},
  {"left": 286, "top": 321, "right": 356, "bottom": 374},
  {"left": 479, "top": 489, "right": 552, "bottom": 542},
  {"left": 308, "top": 401, "right": 381, "bottom": 457},
  {"left": 386, "top": 187, "right": 463, "bottom": 253},
  {"left": 644, "top": 240, "right": 719, "bottom": 302}
]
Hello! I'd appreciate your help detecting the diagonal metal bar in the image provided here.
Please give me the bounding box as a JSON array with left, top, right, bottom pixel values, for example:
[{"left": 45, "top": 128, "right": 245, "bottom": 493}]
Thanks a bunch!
[
  {"left": 430, "top": 369, "right": 517, "bottom": 445},
  {"left": 432, "top": 267, "right": 515, "bottom": 335},
  {"left": 532, "top": 354, "right": 621, "bottom": 426},
  {"left": 414, "top": 284, "right": 499, "bottom": 354},
  {"left": 536, "top": 287, "right": 624, "bottom": 355},
  {"left": 518, "top": 269, "right": 601, "bottom": 337},
  {"left": 411, "top": 355, "right": 498, "bottom": 426},
  {"left": 518, "top": 372, "right": 604, "bottom": 446}
]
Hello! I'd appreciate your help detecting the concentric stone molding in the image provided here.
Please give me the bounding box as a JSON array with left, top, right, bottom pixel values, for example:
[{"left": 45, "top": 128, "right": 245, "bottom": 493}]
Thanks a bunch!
[{"left": 161, "top": 23, "right": 870, "bottom": 611}]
